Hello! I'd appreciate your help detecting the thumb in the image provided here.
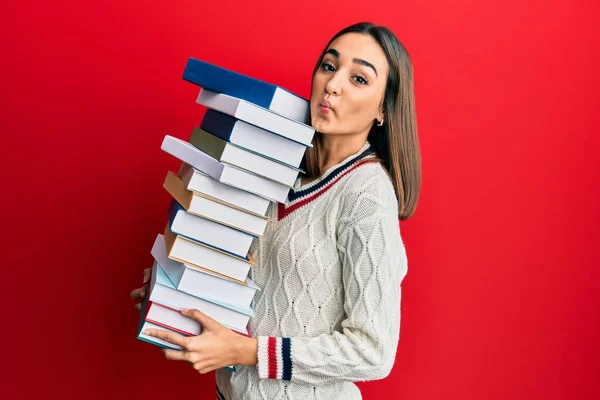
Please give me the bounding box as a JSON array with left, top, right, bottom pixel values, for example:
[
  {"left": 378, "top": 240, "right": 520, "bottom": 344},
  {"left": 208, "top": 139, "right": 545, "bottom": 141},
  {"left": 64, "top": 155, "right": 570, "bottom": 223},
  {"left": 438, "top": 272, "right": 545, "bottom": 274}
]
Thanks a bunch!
[{"left": 180, "top": 308, "right": 219, "bottom": 329}]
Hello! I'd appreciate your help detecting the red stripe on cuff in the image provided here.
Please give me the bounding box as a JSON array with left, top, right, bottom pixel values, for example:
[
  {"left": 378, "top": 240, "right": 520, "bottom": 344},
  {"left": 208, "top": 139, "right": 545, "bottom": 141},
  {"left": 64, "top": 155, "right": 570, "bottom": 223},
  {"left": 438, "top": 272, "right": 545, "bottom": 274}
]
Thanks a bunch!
[{"left": 267, "top": 337, "right": 277, "bottom": 379}]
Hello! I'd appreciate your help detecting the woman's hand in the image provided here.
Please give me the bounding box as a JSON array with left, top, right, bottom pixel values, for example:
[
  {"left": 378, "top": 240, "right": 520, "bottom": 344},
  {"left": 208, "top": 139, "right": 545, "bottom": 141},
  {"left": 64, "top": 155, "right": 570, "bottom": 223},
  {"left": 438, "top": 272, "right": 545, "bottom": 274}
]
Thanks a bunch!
[
  {"left": 143, "top": 308, "right": 258, "bottom": 373},
  {"left": 130, "top": 268, "right": 152, "bottom": 311}
]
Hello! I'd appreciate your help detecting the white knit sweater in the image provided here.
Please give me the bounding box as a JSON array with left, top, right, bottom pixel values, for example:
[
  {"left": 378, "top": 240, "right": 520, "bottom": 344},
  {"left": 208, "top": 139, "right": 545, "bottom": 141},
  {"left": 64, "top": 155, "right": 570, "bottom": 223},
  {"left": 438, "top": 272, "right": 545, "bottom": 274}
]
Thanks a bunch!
[{"left": 216, "top": 141, "right": 408, "bottom": 400}]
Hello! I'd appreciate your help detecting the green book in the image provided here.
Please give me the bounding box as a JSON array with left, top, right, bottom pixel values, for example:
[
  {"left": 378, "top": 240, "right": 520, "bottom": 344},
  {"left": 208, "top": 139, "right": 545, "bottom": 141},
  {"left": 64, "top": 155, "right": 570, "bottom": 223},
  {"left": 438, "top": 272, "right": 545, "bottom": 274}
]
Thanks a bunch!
[{"left": 189, "top": 127, "right": 301, "bottom": 187}]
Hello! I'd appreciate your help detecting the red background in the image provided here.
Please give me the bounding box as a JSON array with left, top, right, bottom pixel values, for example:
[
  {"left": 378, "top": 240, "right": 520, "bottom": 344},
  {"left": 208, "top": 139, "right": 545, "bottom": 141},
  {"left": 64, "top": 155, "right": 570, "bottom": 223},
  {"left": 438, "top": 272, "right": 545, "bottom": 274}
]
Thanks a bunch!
[{"left": 1, "top": 0, "right": 599, "bottom": 399}]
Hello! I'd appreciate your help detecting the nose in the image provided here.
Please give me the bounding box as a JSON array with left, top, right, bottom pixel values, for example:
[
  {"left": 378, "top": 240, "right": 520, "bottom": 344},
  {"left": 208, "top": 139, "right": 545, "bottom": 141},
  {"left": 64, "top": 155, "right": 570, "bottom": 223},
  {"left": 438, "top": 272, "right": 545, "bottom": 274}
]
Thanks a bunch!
[{"left": 325, "top": 72, "right": 342, "bottom": 96}]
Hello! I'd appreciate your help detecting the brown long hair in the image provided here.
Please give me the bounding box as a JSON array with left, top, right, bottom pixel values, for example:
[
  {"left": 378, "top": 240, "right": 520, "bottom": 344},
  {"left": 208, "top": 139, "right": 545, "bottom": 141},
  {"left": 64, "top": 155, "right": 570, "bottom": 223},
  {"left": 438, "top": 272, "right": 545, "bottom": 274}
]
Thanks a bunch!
[{"left": 301, "top": 22, "right": 422, "bottom": 220}]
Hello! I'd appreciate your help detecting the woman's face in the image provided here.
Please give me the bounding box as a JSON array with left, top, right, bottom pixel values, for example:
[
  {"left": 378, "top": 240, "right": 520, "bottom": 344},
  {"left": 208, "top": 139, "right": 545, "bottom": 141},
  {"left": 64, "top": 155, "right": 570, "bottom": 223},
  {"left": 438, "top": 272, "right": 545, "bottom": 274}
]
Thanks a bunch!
[{"left": 310, "top": 32, "right": 389, "bottom": 136}]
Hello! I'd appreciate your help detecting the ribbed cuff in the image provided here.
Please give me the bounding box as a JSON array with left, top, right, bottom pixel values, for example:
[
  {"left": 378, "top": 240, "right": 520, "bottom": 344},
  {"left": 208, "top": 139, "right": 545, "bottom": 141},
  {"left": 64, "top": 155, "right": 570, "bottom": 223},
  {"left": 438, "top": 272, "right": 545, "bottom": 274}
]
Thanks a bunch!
[{"left": 257, "top": 336, "right": 292, "bottom": 381}]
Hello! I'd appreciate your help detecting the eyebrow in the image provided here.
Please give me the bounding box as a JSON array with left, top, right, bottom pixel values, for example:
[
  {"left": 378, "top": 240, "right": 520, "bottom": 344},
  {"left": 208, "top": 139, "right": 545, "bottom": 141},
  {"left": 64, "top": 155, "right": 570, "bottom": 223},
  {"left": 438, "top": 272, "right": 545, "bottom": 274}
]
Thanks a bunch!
[{"left": 325, "top": 48, "right": 378, "bottom": 77}]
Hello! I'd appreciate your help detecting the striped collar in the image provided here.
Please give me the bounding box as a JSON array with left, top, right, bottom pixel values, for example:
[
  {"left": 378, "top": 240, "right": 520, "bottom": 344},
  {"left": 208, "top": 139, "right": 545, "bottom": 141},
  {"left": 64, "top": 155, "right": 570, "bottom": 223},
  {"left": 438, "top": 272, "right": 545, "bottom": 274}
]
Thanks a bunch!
[{"left": 278, "top": 142, "right": 379, "bottom": 220}]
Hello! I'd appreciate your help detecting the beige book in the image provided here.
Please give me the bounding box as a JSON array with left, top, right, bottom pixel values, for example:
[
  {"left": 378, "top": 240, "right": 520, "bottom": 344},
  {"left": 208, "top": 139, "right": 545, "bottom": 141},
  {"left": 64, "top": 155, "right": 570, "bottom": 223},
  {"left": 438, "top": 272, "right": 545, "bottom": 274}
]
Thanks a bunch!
[{"left": 163, "top": 225, "right": 253, "bottom": 284}]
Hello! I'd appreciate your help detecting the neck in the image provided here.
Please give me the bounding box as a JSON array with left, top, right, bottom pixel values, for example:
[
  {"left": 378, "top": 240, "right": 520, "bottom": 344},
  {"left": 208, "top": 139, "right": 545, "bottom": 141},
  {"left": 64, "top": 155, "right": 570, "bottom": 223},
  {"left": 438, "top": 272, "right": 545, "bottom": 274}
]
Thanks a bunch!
[{"left": 319, "top": 133, "right": 368, "bottom": 173}]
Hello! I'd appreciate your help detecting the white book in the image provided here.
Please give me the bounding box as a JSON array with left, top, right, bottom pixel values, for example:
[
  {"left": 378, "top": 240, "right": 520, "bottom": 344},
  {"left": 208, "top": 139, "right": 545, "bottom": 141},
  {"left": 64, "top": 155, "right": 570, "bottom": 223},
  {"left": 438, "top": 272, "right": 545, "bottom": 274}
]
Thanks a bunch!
[
  {"left": 180, "top": 163, "right": 271, "bottom": 216},
  {"left": 164, "top": 170, "right": 269, "bottom": 237},
  {"left": 201, "top": 109, "right": 308, "bottom": 167},
  {"left": 162, "top": 135, "right": 290, "bottom": 203},
  {"left": 145, "top": 302, "right": 202, "bottom": 336},
  {"left": 163, "top": 226, "right": 253, "bottom": 283},
  {"left": 269, "top": 86, "right": 309, "bottom": 123},
  {"left": 138, "top": 320, "right": 181, "bottom": 350},
  {"left": 169, "top": 200, "right": 255, "bottom": 259},
  {"left": 190, "top": 127, "right": 301, "bottom": 187},
  {"left": 176, "top": 266, "right": 259, "bottom": 311},
  {"left": 197, "top": 89, "right": 315, "bottom": 147},
  {"left": 149, "top": 261, "right": 250, "bottom": 333},
  {"left": 139, "top": 302, "right": 239, "bottom": 370},
  {"left": 152, "top": 234, "right": 260, "bottom": 309}
]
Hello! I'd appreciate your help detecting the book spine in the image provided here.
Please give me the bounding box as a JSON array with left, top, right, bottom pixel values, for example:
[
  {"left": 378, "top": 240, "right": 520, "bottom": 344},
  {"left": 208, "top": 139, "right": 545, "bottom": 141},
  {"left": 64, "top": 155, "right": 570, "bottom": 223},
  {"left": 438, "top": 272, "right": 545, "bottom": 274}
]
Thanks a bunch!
[
  {"left": 200, "top": 109, "right": 236, "bottom": 142},
  {"left": 182, "top": 58, "right": 275, "bottom": 109},
  {"left": 189, "top": 127, "right": 226, "bottom": 161},
  {"left": 167, "top": 198, "right": 181, "bottom": 228}
]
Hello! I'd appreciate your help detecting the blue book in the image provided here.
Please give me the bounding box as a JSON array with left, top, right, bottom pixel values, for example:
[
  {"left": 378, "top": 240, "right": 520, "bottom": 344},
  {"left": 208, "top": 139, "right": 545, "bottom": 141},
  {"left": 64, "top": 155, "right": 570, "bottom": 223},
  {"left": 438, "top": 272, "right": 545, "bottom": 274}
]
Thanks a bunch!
[
  {"left": 183, "top": 57, "right": 310, "bottom": 123},
  {"left": 201, "top": 109, "right": 309, "bottom": 168}
]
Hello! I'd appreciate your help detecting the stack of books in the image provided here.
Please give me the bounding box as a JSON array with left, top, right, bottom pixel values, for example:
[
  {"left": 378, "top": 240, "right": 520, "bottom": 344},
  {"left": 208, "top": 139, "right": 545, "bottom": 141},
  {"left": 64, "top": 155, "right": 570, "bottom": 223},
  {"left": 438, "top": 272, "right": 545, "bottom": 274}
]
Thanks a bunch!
[{"left": 136, "top": 57, "right": 316, "bottom": 367}]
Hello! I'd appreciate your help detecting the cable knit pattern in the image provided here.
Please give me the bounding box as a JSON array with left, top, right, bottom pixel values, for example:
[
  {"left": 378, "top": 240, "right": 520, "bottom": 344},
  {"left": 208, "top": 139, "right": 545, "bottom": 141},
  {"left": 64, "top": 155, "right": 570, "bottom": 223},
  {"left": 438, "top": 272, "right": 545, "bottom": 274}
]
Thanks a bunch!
[{"left": 216, "top": 142, "right": 408, "bottom": 400}]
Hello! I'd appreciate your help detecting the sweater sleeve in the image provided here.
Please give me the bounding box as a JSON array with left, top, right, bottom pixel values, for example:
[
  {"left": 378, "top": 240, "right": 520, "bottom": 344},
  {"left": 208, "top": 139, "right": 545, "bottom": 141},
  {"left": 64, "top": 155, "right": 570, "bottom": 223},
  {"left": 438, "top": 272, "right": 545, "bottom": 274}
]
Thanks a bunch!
[{"left": 256, "top": 170, "right": 408, "bottom": 384}]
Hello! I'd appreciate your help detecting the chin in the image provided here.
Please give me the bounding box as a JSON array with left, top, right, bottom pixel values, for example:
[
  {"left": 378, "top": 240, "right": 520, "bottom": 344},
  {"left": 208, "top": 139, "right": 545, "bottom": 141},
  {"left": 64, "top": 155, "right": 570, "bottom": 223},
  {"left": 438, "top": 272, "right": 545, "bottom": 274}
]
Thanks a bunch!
[
  {"left": 312, "top": 120, "right": 331, "bottom": 134},
  {"left": 311, "top": 115, "right": 333, "bottom": 133}
]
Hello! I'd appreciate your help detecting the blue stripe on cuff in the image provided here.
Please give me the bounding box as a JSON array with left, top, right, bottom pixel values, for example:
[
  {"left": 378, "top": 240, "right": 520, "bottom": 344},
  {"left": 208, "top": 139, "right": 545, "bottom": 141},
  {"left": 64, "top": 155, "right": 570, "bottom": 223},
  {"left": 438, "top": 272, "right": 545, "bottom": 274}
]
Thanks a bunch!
[{"left": 282, "top": 337, "right": 292, "bottom": 381}]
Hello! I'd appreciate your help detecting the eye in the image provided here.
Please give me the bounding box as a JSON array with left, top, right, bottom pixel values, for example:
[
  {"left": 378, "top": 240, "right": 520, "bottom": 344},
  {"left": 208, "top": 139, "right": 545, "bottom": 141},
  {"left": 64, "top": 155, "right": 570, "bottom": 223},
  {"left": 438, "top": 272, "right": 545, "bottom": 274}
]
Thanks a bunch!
[
  {"left": 353, "top": 75, "right": 369, "bottom": 85},
  {"left": 321, "top": 62, "right": 336, "bottom": 72}
]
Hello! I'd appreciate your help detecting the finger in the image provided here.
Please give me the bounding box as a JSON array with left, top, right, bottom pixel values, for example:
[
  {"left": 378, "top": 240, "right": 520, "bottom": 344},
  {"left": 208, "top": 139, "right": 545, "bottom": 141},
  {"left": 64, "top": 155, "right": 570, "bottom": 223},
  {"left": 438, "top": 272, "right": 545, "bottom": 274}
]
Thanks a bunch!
[
  {"left": 130, "top": 286, "right": 147, "bottom": 300},
  {"left": 164, "top": 349, "right": 199, "bottom": 364},
  {"left": 180, "top": 308, "right": 217, "bottom": 328},
  {"left": 130, "top": 287, "right": 146, "bottom": 300},
  {"left": 143, "top": 268, "right": 152, "bottom": 284},
  {"left": 163, "top": 349, "right": 190, "bottom": 362},
  {"left": 193, "top": 361, "right": 211, "bottom": 374},
  {"left": 143, "top": 328, "right": 189, "bottom": 348},
  {"left": 134, "top": 303, "right": 142, "bottom": 312}
]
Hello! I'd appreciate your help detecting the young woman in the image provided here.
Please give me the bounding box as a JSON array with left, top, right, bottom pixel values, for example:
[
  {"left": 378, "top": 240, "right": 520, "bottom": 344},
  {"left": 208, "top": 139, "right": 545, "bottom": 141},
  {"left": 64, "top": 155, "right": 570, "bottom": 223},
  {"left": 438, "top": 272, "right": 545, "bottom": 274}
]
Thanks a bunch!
[{"left": 131, "top": 21, "right": 421, "bottom": 400}]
